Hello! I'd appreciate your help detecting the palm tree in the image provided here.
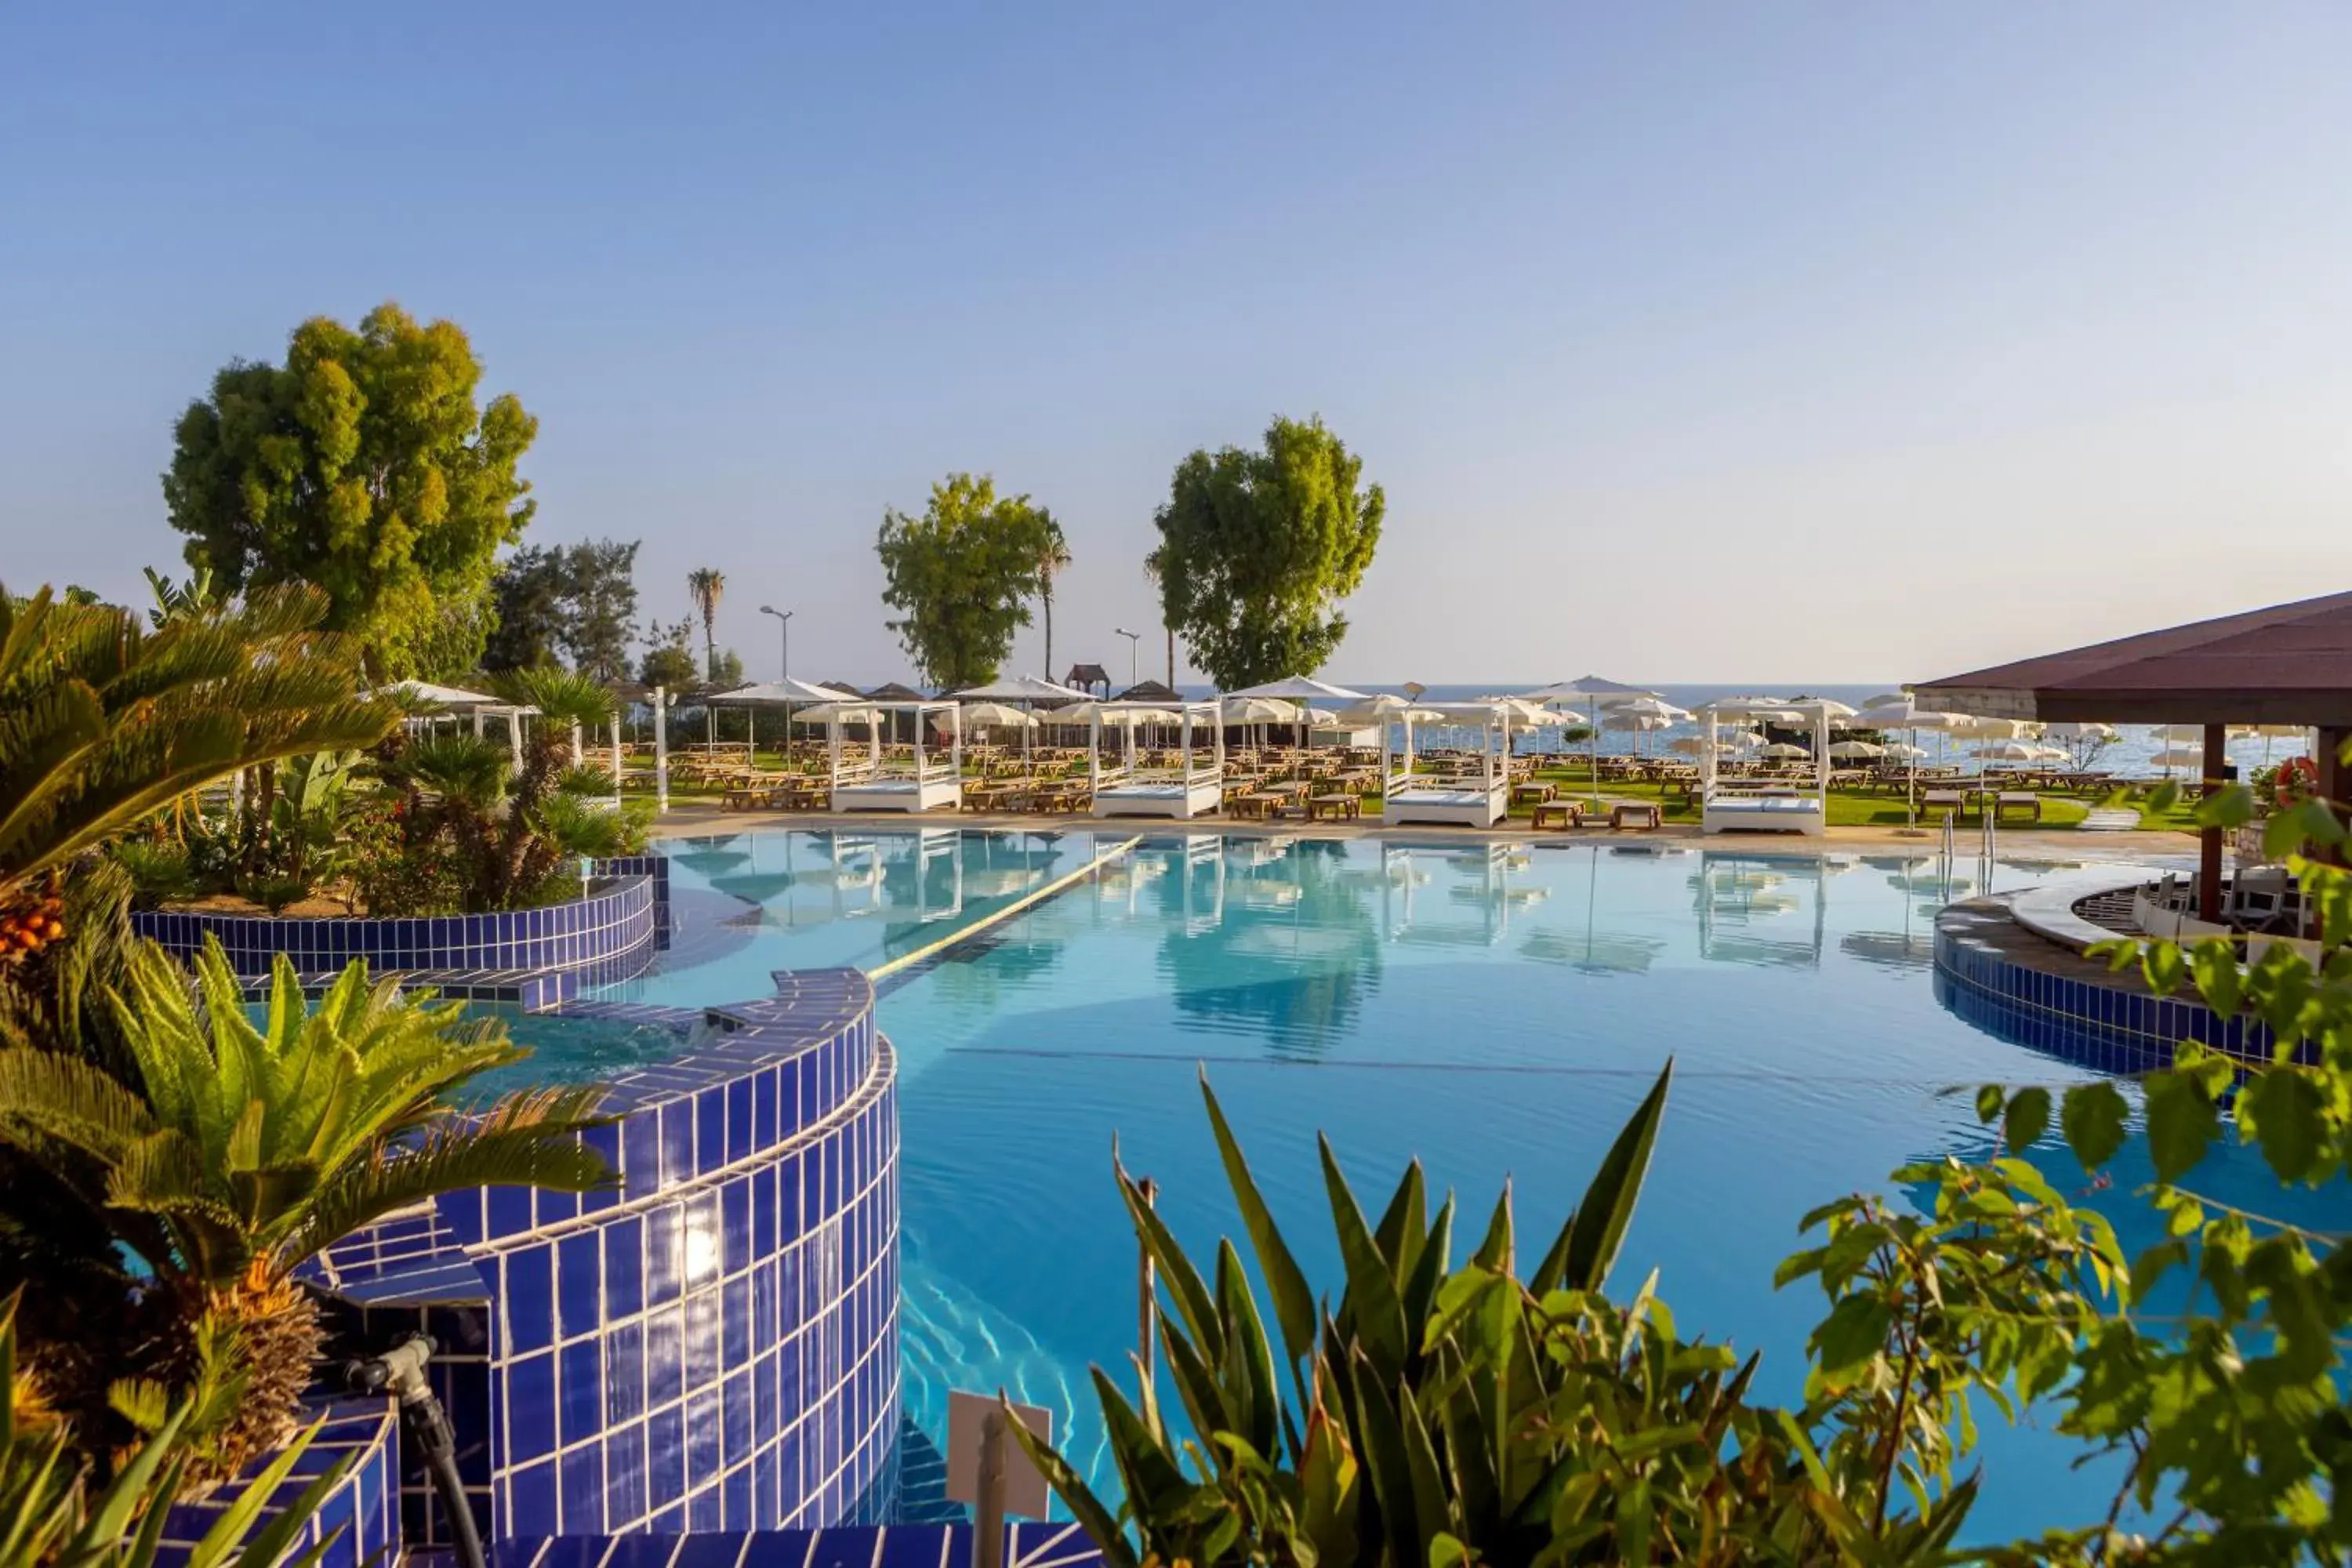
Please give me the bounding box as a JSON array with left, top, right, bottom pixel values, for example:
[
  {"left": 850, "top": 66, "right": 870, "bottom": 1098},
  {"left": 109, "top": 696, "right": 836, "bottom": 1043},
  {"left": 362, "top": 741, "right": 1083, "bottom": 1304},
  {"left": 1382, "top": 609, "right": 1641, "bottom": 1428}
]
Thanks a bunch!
[
  {"left": 0, "top": 938, "right": 612, "bottom": 1479},
  {"left": 686, "top": 568, "right": 726, "bottom": 683},
  {"left": 1033, "top": 514, "right": 1071, "bottom": 681},
  {"left": 0, "top": 583, "right": 395, "bottom": 1059}
]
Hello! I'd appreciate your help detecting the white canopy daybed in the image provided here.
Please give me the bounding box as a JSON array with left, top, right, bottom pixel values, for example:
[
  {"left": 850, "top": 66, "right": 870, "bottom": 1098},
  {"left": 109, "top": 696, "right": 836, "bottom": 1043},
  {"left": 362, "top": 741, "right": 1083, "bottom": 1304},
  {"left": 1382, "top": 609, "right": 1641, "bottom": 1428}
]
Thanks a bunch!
[
  {"left": 1383, "top": 702, "right": 1510, "bottom": 827},
  {"left": 1697, "top": 699, "right": 1830, "bottom": 836},
  {"left": 829, "top": 699, "right": 963, "bottom": 814},
  {"left": 1088, "top": 699, "right": 1225, "bottom": 819}
]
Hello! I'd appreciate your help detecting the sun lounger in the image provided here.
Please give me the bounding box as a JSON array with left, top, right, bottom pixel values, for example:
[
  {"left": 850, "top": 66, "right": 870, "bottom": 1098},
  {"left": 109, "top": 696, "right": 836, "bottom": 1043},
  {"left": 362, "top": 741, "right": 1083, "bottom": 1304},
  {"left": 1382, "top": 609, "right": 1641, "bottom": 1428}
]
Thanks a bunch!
[
  {"left": 1610, "top": 801, "right": 1662, "bottom": 831},
  {"left": 1530, "top": 800, "right": 1584, "bottom": 830},
  {"left": 1996, "top": 791, "right": 2042, "bottom": 822}
]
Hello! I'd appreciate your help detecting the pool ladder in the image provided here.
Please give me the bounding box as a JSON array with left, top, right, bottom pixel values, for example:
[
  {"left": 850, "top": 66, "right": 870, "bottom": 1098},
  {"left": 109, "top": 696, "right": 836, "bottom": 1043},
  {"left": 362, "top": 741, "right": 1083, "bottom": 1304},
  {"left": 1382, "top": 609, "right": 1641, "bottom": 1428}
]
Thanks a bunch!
[{"left": 1940, "top": 797, "right": 1996, "bottom": 891}]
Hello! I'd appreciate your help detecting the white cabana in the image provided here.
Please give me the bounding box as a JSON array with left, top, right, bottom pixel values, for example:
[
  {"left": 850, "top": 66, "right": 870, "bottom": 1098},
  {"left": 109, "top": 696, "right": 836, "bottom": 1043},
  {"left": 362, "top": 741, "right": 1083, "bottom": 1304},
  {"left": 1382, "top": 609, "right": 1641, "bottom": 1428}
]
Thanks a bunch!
[
  {"left": 1091, "top": 699, "right": 1225, "bottom": 819},
  {"left": 1384, "top": 701, "right": 1509, "bottom": 827},
  {"left": 1698, "top": 699, "right": 1829, "bottom": 836},
  {"left": 829, "top": 700, "right": 963, "bottom": 813}
]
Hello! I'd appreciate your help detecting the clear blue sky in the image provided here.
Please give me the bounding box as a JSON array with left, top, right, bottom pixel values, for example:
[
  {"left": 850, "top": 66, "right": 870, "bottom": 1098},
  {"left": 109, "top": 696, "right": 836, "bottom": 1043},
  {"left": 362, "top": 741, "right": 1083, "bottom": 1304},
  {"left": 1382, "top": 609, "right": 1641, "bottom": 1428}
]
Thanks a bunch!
[{"left": 5, "top": 4, "right": 2349, "bottom": 687}]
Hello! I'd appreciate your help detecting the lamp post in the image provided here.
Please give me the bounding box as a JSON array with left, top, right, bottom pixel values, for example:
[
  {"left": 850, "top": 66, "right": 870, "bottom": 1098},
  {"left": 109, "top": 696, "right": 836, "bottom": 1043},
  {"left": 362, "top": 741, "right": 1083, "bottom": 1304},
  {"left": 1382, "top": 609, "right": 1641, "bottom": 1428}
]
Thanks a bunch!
[
  {"left": 1113, "top": 626, "right": 1141, "bottom": 690},
  {"left": 760, "top": 605, "right": 793, "bottom": 681}
]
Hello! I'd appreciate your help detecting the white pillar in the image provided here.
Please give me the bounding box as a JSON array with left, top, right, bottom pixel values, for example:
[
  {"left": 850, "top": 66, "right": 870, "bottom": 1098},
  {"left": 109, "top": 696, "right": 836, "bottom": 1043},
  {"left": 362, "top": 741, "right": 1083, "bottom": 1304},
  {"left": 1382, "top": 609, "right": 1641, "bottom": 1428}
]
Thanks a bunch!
[
  {"left": 654, "top": 687, "right": 670, "bottom": 814},
  {"left": 510, "top": 710, "right": 524, "bottom": 766},
  {"left": 611, "top": 706, "right": 623, "bottom": 809},
  {"left": 569, "top": 723, "right": 583, "bottom": 768},
  {"left": 473, "top": 707, "right": 485, "bottom": 739}
]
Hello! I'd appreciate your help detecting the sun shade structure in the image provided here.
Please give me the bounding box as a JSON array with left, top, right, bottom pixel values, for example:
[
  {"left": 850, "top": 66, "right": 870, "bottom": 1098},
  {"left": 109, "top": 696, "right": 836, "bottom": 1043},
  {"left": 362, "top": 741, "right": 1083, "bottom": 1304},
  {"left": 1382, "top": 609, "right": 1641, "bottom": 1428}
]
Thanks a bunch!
[
  {"left": 1225, "top": 675, "right": 1370, "bottom": 703},
  {"left": 828, "top": 700, "right": 962, "bottom": 813},
  {"left": 1089, "top": 699, "right": 1225, "bottom": 819},
  {"left": 1915, "top": 589, "right": 2352, "bottom": 924},
  {"left": 1384, "top": 702, "right": 1511, "bottom": 828},
  {"left": 1912, "top": 590, "right": 2352, "bottom": 726}
]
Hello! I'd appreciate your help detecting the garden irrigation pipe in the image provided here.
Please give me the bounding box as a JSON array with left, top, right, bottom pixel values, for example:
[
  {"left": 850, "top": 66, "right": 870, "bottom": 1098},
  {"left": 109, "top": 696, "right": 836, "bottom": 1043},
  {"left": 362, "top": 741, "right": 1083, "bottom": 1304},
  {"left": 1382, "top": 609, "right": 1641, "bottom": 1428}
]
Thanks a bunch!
[{"left": 341, "top": 1334, "right": 485, "bottom": 1568}]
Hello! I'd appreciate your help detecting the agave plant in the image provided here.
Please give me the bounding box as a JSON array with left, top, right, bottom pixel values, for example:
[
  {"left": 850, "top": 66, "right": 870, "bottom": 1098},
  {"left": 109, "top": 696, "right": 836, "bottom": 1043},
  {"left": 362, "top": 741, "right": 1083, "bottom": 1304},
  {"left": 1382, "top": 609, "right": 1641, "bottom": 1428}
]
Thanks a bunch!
[
  {"left": 1014, "top": 1064, "right": 1994, "bottom": 1568},
  {"left": 0, "top": 938, "right": 612, "bottom": 1478}
]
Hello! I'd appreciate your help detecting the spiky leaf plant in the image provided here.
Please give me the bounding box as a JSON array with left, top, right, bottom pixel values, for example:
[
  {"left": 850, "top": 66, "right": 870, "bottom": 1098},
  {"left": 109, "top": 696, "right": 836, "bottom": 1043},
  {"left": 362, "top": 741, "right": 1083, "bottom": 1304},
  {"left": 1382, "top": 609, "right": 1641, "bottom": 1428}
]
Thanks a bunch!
[{"left": 0, "top": 938, "right": 612, "bottom": 1478}]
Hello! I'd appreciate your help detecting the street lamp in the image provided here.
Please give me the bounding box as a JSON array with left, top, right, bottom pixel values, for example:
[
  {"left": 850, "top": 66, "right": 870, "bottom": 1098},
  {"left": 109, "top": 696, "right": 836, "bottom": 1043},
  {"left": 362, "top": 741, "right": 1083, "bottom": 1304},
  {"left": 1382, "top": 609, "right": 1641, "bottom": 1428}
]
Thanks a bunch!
[
  {"left": 760, "top": 605, "right": 793, "bottom": 681},
  {"left": 1112, "top": 626, "right": 1141, "bottom": 689}
]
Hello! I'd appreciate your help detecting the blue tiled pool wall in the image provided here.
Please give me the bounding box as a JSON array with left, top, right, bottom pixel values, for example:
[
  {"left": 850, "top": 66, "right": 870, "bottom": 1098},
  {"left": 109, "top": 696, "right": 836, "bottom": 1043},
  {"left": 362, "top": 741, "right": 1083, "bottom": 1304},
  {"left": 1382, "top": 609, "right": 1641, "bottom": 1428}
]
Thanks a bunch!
[
  {"left": 1933, "top": 916, "right": 2304, "bottom": 1071},
  {"left": 441, "top": 968, "right": 901, "bottom": 1538},
  {"left": 493, "top": 1519, "right": 1105, "bottom": 1568},
  {"left": 131, "top": 863, "right": 663, "bottom": 978},
  {"left": 283, "top": 967, "right": 900, "bottom": 1557},
  {"left": 156, "top": 1402, "right": 400, "bottom": 1568}
]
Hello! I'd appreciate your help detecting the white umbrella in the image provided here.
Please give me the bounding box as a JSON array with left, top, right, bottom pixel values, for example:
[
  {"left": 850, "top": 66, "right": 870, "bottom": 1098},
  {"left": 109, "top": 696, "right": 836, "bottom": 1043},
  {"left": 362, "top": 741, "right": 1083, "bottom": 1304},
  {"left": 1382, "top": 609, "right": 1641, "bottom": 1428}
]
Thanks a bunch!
[
  {"left": 959, "top": 701, "right": 1038, "bottom": 728},
  {"left": 1221, "top": 695, "right": 1300, "bottom": 724},
  {"left": 1951, "top": 716, "right": 2036, "bottom": 741},
  {"left": 1795, "top": 698, "right": 1860, "bottom": 720},
  {"left": 2042, "top": 721, "right": 2118, "bottom": 742},
  {"left": 1828, "top": 740, "right": 1886, "bottom": 760},
  {"left": 1756, "top": 742, "right": 1811, "bottom": 760},
  {"left": 1882, "top": 741, "right": 1928, "bottom": 760},
  {"left": 1225, "top": 676, "right": 1369, "bottom": 703},
  {"left": 2150, "top": 746, "right": 2204, "bottom": 775},
  {"left": 951, "top": 674, "right": 1091, "bottom": 702},
  {"left": 1600, "top": 695, "right": 1693, "bottom": 723},
  {"left": 1336, "top": 699, "right": 1443, "bottom": 726},
  {"left": 1973, "top": 740, "right": 2040, "bottom": 764},
  {"left": 379, "top": 679, "right": 502, "bottom": 707},
  {"left": 710, "top": 679, "right": 863, "bottom": 704},
  {"left": 1847, "top": 700, "right": 1965, "bottom": 826},
  {"left": 797, "top": 701, "right": 880, "bottom": 724},
  {"left": 1667, "top": 736, "right": 1737, "bottom": 757},
  {"left": 1514, "top": 676, "right": 1661, "bottom": 789}
]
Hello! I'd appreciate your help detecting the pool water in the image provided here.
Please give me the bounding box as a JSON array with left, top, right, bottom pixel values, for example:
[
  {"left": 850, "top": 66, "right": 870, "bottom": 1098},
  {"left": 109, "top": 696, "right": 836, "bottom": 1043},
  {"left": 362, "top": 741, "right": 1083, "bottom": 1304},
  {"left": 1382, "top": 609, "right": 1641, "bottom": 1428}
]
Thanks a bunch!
[{"left": 572, "top": 829, "right": 2334, "bottom": 1541}]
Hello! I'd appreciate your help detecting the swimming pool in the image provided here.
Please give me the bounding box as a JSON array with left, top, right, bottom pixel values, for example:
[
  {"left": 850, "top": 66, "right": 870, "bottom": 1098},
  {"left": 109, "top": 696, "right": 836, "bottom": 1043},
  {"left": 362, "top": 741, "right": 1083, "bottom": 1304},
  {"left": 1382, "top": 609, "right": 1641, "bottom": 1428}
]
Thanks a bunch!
[{"left": 575, "top": 827, "right": 2327, "bottom": 1541}]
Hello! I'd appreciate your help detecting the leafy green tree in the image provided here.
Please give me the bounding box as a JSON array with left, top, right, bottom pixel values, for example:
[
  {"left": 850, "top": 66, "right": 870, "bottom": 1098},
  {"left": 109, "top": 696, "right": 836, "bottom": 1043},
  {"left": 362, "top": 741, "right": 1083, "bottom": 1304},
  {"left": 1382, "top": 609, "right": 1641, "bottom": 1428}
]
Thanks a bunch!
[
  {"left": 708, "top": 648, "right": 743, "bottom": 688},
  {"left": 637, "top": 617, "right": 699, "bottom": 688},
  {"left": 555, "top": 539, "right": 640, "bottom": 682},
  {"left": 162, "top": 303, "right": 539, "bottom": 679},
  {"left": 874, "top": 474, "right": 1054, "bottom": 690},
  {"left": 481, "top": 544, "right": 568, "bottom": 670},
  {"left": 686, "top": 568, "right": 726, "bottom": 681},
  {"left": 1146, "top": 416, "right": 1383, "bottom": 689}
]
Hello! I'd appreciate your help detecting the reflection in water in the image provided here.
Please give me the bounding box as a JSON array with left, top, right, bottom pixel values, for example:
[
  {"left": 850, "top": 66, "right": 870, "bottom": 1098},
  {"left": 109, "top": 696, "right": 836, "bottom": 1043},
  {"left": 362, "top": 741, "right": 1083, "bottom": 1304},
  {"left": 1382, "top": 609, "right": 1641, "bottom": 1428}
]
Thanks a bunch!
[
  {"left": 1690, "top": 851, "right": 1828, "bottom": 968},
  {"left": 1151, "top": 838, "right": 1383, "bottom": 1059},
  {"left": 1519, "top": 848, "right": 1666, "bottom": 975}
]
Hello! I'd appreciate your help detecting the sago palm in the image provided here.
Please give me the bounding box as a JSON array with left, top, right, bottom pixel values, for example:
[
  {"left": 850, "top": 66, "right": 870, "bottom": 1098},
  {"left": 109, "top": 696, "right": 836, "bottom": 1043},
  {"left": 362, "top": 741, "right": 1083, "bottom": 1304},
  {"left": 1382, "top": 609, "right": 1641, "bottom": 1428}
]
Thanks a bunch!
[
  {"left": 0, "top": 583, "right": 394, "bottom": 917},
  {"left": 0, "top": 938, "right": 612, "bottom": 1477}
]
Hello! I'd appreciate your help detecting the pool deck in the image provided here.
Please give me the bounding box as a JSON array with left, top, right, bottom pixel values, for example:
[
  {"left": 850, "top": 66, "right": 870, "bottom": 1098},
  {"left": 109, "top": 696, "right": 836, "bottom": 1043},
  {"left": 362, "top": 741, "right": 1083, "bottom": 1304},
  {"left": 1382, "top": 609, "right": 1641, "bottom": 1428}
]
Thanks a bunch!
[{"left": 647, "top": 802, "right": 2196, "bottom": 862}]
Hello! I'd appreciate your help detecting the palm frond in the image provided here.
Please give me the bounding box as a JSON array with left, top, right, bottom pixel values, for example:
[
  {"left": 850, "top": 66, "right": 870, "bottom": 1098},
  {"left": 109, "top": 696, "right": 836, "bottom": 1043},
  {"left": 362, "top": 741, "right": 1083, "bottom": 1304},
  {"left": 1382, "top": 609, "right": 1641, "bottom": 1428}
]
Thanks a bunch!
[{"left": 0, "top": 1047, "right": 159, "bottom": 1160}]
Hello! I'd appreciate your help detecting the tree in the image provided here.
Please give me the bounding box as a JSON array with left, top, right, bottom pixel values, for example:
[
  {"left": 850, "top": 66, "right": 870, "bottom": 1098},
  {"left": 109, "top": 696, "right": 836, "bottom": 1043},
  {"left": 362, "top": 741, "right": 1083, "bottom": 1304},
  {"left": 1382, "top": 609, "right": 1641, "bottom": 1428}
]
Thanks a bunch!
[
  {"left": 1146, "top": 415, "right": 1383, "bottom": 689},
  {"left": 686, "top": 568, "right": 726, "bottom": 681},
  {"left": 481, "top": 545, "right": 568, "bottom": 670},
  {"left": 707, "top": 647, "right": 743, "bottom": 688},
  {"left": 557, "top": 539, "right": 640, "bottom": 682},
  {"left": 638, "top": 617, "right": 699, "bottom": 688},
  {"left": 162, "top": 303, "right": 538, "bottom": 679},
  {"left": 1033, "top": 511, "right": 1071, "bottom": 681},
  {"left": 874, "top": 474, "right": 1054, "bottom": 690}
]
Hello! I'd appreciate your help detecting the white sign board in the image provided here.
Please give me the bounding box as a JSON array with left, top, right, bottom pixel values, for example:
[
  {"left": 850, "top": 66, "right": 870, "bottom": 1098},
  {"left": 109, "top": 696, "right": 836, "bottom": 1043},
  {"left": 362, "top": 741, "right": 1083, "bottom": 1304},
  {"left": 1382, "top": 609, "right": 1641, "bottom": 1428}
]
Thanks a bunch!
[{"left": 946, "top": 1390, "right": 1054, "bottom": 1519}]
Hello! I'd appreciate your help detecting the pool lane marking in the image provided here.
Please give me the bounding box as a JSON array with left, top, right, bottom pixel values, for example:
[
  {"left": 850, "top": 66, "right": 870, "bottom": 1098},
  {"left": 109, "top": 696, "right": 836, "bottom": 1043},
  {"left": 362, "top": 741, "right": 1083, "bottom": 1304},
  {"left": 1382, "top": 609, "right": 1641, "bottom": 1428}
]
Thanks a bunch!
[{"left": 865, "top": 834, "right": 1145, "bottom": 986}]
